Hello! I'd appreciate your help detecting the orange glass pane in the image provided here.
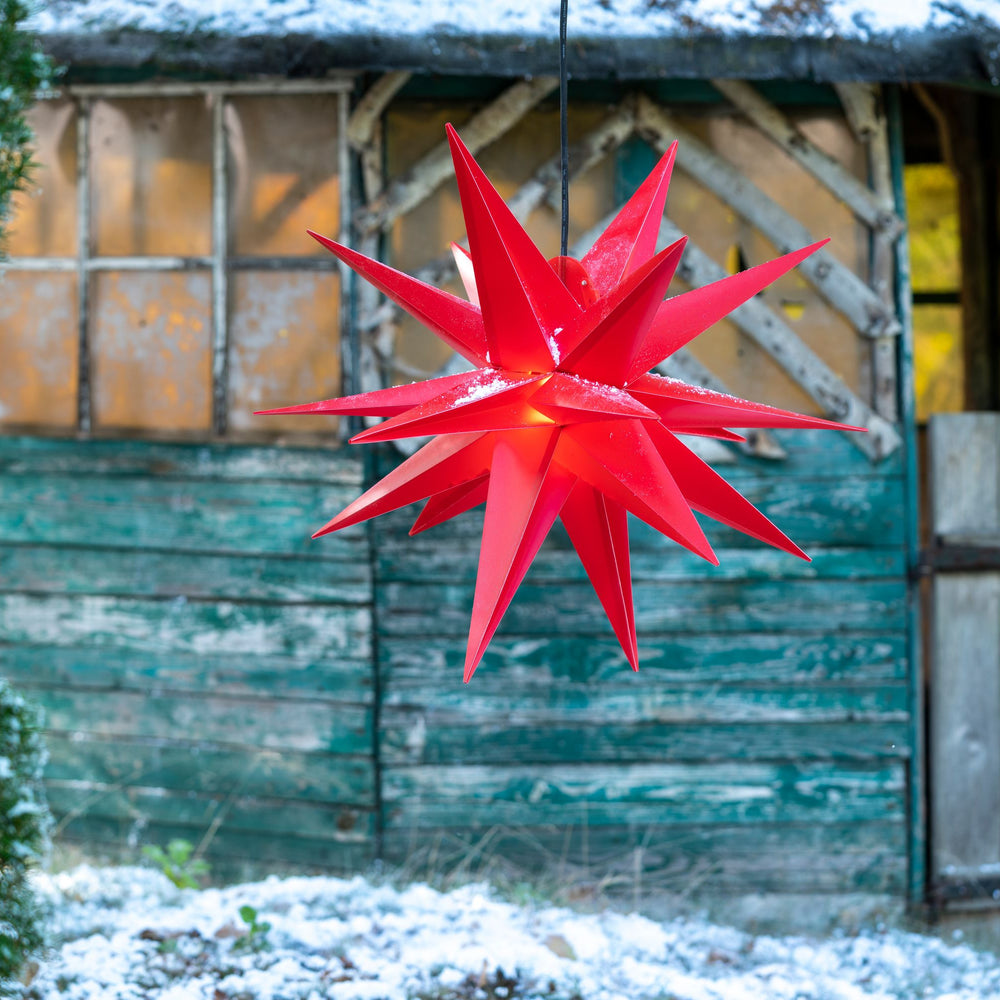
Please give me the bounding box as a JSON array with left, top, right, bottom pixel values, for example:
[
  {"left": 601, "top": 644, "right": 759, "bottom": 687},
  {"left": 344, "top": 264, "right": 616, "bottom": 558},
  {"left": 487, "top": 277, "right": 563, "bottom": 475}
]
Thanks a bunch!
[
  {"left": 229, "top": 95, "right": 341, "bottom": 256},
  {"left": 0, "top": 271, "right": 78, "bottom": 428},
  {"left": 91, "top": 98, "right": 212, "bottom": 257},
  {"left": 228, "top": 271, "right": 341, "bottom": 434},
  {"left": 91, "top": 271, "right": 212, "bottom": 432},
  {"left": 6, "top": 100, "right": 77, "bottom": 257}
]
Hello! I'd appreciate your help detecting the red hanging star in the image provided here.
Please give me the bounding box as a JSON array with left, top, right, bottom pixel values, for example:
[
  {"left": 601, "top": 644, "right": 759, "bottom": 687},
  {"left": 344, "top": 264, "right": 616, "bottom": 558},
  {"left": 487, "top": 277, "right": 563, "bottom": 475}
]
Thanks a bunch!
[{"left": 259, "top": 126, "right": 862, "bottom": 682}]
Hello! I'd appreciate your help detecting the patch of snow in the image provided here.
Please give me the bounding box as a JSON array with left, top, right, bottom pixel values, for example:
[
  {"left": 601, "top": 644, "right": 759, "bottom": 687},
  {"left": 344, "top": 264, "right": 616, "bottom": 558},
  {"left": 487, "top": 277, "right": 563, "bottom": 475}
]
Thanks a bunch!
[
  {"left": 16, "top": 864, "right": 1000, "bottom": 1000},
  {"left": 452, "top": 373, "right": 524, "bottom": 406},
  {"left": 548, "top": 329, "right": 562, "bottom": 365},
  {"left": 26, "top": 0, "right": 1000, "bottom": 42}
]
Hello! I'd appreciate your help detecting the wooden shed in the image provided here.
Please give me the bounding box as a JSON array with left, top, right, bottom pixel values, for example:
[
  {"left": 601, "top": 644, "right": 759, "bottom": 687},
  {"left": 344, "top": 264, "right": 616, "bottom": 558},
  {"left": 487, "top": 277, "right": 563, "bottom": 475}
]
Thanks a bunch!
[{"left": 3, "top": 0, "right": 999, "bottom": 910}]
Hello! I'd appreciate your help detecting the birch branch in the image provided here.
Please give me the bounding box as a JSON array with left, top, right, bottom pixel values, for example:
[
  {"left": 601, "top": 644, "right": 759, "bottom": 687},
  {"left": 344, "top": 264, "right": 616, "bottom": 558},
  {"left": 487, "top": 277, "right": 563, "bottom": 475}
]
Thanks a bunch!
[
  {"left": 710, "top": 79, "right": 903, "bottom": 239},
  {"left": 636, "top": 94, "right": 901, "bottom": 341}
]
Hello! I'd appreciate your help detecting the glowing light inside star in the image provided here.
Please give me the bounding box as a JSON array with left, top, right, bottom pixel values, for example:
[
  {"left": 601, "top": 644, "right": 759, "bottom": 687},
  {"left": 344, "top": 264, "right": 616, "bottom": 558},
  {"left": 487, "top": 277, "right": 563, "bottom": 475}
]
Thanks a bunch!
[{"left": 258, "top": 125, "right": 863, "bottom": 682}]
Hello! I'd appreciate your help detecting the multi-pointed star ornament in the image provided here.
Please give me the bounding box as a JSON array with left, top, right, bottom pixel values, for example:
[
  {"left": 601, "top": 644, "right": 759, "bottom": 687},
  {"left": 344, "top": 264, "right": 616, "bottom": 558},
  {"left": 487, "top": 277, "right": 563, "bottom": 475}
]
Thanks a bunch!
[{"left": 259, "top": 125, "right": 863, "bottom": 682}]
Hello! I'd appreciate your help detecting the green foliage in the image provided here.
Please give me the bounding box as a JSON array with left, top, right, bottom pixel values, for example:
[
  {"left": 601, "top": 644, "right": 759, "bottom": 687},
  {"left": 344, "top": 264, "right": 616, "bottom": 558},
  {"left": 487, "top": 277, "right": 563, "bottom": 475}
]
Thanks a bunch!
[
  {"left": 141, "top": 839, "right": 210, "bottom": 891},
  {"left": 233, "top": 905, "right": 272, "bottom": 954},
  {"left": 0, "top": 0, "right": 57, "bottom": 247},
  {"left": 0, "top": 679, "right": 51, "bottom": 986}
]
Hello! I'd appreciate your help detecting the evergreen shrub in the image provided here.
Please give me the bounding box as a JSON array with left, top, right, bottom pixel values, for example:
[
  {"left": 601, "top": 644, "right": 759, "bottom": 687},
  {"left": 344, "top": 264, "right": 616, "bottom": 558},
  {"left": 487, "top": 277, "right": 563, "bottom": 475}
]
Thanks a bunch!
[
  {"left": 0, "top": 680, "right": 51, "bottom": 983},
  {"left": 0, "top": 0, "right": 57, "bottom": 249}
]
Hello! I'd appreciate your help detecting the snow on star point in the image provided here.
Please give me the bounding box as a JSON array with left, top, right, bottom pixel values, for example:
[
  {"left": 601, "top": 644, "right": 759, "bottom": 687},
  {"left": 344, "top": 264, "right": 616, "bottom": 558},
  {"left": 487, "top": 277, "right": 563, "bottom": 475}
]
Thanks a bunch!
[{"left": 258, "top": 126, "right": 863, "bottom": 682}]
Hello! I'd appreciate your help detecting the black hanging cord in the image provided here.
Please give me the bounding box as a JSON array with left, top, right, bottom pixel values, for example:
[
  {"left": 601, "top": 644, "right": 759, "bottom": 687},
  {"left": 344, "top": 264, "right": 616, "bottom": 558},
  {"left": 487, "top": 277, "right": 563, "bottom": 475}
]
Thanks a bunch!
[{"left": 559, "top": 0, "right": 569, "bottom": 260}]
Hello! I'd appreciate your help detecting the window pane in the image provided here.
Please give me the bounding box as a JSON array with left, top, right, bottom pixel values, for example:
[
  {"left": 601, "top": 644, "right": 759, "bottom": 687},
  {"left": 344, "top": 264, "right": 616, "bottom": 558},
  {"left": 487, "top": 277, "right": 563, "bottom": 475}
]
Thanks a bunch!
[
  {"left": 91, "top": 98, "right": 212, "bottom": 257},
  {"left": 905, "top": 163, "right": 960, "bottom": 293},
  {"left": 6, "top": 100, "right": 77, "bottom": 257},
  {"left": 91, "top": 271, "right": 212, "bottom": 432},
  {"left": 0, "top": 272, "right": 78, "bottom": 428},
  {"left": 228, "top": 95, "right": 340, "bottom": 257},
  {"left": 228, "top": 271, "right": 341, "bottom": 434},
  {"left": 914, "top": 304, "right": 963, "bottom": 423}
]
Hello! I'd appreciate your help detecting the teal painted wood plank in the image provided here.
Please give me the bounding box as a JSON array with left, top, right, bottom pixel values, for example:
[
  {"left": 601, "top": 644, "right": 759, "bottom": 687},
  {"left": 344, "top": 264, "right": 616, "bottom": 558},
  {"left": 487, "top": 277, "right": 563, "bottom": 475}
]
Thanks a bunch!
[
  {"left": 0, "top": 436, "right": 362, "bottom": 486},
  {"left": 0, "top": 594, "right": 372, "bottom": 658},
  {"left": 380, "top": 683, "right": 908, "bottom": 724},
  {"left": 381, "top": 821, "right": 908, "bottom": 894},
  {"left": 0, "top": 645, "right": 373, "bottom": 700},
  {"left": 28, "top": 686, "right": 371, "bottom": 754},
  {"left": 380, "top": 719, "right": 910, "bottom": 766},
  {"left": 0, "top": 544, "right": 371, "bottom": 604},
  {"left": 374, "top": 474, "right": 906, "bottom": 550},
  {"left": 378, "top": 579, "right": 906, "bottom": 636},
  {"left": 57, "top": 815, "right": 374, "bottom": 872},
  {"left": 0, "top": 476, "right": 362, "bottom": 558},
  {"left": 44, "top": 734, "right": 374, "bottom": 806},
  {"left": 377, "top": 546, "right": 905, "bottom": 585},
  {"left": 46, "top": 781, "right": 373, "bottom": 844},
  {"left": 371, "top": 429, "right": 905, "bottom": 481},
  {"left": 382, "top": 761, "right": 905, "bottom": 829},
  {"left": 381, "top": 633, "right": 907, "bottom": 683}
]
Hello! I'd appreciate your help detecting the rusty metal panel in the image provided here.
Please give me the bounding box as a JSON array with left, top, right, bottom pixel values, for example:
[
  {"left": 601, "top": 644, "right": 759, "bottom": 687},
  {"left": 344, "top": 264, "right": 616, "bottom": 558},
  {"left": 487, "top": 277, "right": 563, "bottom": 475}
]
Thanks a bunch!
[
  {"left": 228, "top": 271, "right": 341, "bottom": 435},
  {"left": 90, "top": 271, "right": 212, "bottom": 432},
  {"left": 228, "top": 94, "right": 341, "bottom": 257},
  {"left": 90, "top": 97, "right": 212, "bottom": 257},
  {"left": 0, "top": 272, "right": 78, "bottom": 428}
]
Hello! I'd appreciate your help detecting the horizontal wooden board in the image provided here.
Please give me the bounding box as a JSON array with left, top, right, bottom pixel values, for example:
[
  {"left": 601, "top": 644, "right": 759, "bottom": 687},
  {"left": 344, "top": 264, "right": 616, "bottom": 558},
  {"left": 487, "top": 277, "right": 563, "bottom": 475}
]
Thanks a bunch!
[
  {"left": 380, "top": 632, "right": 907, "bottom": 684},
  {"left": 0, "top": 436, "right": 362, "bottom": 486},
  {"left": 0, "top": 594, "right": 372, "bottom": 659},
  {"left": 380, "top": 718, "right": 910, "bottom": 766},
  {"left": 0, "top": 544, "right": 371, "bottom": 604},
  {"left": 46, "top": 781, "right": 373, "bottom": 844},
  {"left": 28, "top": 686, "right": 371, "bottom": 754},
  {"left": 0, "top": 474, "right": 365, "bottom": 558},
  {"left": 0, "top": 645, "right": 373, "bottom": 700},
  {"left": 370, "top": 429, "right": 906, "bottom": 482},
  {"left": 57, "top": 814, "right": 374, "bottom": 874},
  {"left": 382, "top": 761, "right": 905, "bottom": 829},
  {"left": 381, "top": 821, "right": 908, "bottom": 894},
  {"left": 380, "top": 682, "right": 907, "bottom": 723},
  {"left": 378, "top": 579, "right": 906, "bottom": 636},
  {"left": 374, "top": 474, "right": 907, "bottom": 552},
  {"left": 44, "top": 734, "right": 375, "bottom": 806},
  {"left": 378, "top": 545, "right": 905, "bottom": 585}
]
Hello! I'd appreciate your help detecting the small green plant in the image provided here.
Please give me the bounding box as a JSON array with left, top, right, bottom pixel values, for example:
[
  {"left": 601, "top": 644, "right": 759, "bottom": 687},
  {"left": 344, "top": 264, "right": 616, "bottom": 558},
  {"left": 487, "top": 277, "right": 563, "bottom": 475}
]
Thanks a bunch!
[
  {"left": 232, "top": 905, "right": 272, "bottom": 954},
  {"left": 141, "top": 839, "right": 210, "bottom": 890},
  {"left": 0, "top": 679, "right": 51, "bottom": 986}
]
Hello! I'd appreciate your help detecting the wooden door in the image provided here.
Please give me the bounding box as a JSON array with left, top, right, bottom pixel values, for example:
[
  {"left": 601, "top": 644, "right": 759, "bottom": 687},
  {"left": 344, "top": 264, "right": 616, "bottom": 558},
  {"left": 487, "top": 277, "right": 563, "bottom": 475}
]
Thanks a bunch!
[{"left": 928, "top": 413, "right": 1000, "bottom": 902}]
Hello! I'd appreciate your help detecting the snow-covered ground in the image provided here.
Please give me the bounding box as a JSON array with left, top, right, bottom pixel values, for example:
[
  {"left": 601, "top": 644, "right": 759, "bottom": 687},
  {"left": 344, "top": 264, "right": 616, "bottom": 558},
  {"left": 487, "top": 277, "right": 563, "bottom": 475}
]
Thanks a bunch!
[{"left": 11, "top": 865, "right": 1000, "bottom": 1000}]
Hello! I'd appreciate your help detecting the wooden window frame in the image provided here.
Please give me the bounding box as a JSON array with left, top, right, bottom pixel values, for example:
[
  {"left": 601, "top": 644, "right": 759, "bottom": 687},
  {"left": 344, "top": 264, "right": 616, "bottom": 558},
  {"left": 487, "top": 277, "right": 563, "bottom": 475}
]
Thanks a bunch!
[{"left": 4, "top": 78, "right": 354, "bottom": 438}]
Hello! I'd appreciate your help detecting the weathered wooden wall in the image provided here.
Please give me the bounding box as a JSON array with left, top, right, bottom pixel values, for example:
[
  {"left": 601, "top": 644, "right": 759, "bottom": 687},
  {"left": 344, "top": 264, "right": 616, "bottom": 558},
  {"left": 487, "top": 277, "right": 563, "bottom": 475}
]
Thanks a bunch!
[
  {"left": 374, "top": 429, "right": 911, "bottom": 895},
  {"left": 0, "top": 436, "right": 375, "bottom": 878},
  {"left": 0, "top": 427, "right": 911, "bottom": 893}
]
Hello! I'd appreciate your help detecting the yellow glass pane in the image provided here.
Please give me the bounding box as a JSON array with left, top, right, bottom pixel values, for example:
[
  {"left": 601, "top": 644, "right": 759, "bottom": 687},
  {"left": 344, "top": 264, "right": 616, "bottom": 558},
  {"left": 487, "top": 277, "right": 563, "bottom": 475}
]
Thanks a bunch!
[
  {"left": 0, "top": 271, "right": 78, "bottom": 428},
  {"left": 91, "top": 271, "right": 212, "bottom": 432},
  {"left": 228, "top": 271, "right": 341, "bottom": 434},
  {"left": 914, "top": 304, "right": 963, "bottom": 423},
  {"left": 5, "top": 100, "right": 77, "bottom": 257},
  {"left": 229, "top": 95, "right": 340, "bottom": 256},
  {"left": 905, "top": 163, "right": 960, "bottom": 293},
  {"left": 91, "top": 98, "right": 212, "bottom": 257},
  {"left": 385, "top": 103, "right": 615, "bottom": 382}
]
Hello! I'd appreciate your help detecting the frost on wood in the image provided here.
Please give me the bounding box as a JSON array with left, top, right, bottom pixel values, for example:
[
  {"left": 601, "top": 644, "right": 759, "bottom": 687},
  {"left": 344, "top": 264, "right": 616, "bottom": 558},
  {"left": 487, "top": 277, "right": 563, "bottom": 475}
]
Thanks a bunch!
[{"left": 28, "top": 0, "right": 1000, "bottom": 44}]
